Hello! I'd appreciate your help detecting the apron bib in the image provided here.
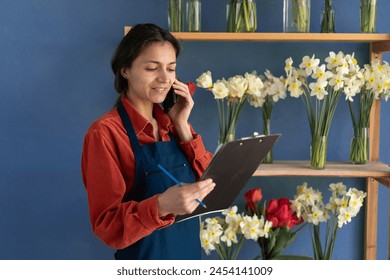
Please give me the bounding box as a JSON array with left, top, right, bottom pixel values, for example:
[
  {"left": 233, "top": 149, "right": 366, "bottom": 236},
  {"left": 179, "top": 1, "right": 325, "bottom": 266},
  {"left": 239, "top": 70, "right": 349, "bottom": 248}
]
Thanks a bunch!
[{"left": 114, "top": 101, "right": 200, "bottom": 260}]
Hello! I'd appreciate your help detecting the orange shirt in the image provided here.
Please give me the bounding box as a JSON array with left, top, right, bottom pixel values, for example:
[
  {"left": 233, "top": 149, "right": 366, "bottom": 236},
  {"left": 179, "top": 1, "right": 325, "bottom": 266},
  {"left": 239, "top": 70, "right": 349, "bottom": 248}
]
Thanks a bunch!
[{"left": 81, "top": 95, "right": 213, "bottom": 249}]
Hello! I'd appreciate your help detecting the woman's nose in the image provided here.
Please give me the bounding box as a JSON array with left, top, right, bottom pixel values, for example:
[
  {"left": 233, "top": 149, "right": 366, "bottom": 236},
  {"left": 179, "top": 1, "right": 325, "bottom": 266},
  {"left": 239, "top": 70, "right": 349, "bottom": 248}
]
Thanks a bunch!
[{"left": 157, "top": 70, "right": 172, "bottom": 82}]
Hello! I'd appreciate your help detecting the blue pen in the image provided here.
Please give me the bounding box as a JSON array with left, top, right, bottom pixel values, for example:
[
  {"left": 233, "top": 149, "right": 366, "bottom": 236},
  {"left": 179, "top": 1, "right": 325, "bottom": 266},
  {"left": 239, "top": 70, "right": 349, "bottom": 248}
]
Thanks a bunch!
[{"left": 157, "top": 164, "right": 207, "bottom": 209}]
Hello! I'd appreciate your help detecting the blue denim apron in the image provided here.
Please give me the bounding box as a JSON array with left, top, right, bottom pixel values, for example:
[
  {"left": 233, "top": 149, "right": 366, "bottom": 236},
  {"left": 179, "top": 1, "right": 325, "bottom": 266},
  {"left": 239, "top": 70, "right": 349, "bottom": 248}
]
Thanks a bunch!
[{"left": 114, "top": 101, "right": 200, "bottom": 260}]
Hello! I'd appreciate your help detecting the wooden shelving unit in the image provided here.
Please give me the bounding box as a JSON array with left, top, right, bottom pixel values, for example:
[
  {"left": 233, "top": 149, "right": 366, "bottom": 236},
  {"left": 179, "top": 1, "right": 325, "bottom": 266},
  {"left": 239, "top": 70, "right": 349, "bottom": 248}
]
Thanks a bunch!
[{"left": 125, "top": 26, "right": 390, "bottom": 259}]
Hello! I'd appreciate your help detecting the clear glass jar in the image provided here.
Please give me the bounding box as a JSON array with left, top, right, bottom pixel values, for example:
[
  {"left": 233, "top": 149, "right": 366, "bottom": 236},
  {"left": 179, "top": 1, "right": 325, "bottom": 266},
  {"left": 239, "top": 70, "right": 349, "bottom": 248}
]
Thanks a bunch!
[
  {"left": 320, "top": 0, "right": 335, "bottom": 33},
  {"left": 186, "top": 0, "right": 201, "bottom": 32},
  {"left": 283, "top": 0, "right": 311, "bottom": 33},
  {"left": 350, "top": 127, "right": 369, "bottom": 164},
  {"left": 168, "top": 0, "right": 184, "bottom": 32},
  {"left": 360, "top": 0, "right": 377, "bottom": 33},
  {"left": 227, "top": 0, "right": 257, "bottom": 32}
]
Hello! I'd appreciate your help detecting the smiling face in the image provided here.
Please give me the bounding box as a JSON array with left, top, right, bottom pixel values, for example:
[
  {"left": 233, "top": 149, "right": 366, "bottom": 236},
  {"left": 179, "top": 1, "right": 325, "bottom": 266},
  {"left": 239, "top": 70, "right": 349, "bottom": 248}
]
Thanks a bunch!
[{"left": 121, "top": 41, "right": 177, "bottom": 109}]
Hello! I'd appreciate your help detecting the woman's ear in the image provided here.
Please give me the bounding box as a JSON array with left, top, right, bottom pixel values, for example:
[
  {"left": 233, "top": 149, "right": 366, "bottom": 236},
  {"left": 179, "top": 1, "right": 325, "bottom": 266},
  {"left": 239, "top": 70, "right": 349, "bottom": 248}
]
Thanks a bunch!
[{"left": 120, "top": 68, "right": 128, "bottom": 79}]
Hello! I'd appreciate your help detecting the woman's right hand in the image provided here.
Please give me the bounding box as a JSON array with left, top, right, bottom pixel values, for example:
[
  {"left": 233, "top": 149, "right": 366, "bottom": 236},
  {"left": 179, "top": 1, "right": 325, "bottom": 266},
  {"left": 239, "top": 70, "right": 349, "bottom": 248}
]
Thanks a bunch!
[{"left": 157, "top": 178, "right": 215, "bottom": 217}]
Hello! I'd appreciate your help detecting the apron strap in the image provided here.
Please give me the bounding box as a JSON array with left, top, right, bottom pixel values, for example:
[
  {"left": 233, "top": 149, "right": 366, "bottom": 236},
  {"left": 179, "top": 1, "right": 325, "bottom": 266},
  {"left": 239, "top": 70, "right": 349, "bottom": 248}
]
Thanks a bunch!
[
  {"left": 117, "top": 101, "right": 143, "bottom": 156},
  {"left": 117, "top": 100, "right": 144, "bottom": 199}
]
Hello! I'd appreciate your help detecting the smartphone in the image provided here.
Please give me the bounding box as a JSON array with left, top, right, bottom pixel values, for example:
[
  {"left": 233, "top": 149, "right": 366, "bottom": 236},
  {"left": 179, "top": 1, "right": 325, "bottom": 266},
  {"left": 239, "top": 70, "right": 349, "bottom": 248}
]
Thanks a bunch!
[{"left": 161, "top": 86, "right": 177, "bottom": 114}]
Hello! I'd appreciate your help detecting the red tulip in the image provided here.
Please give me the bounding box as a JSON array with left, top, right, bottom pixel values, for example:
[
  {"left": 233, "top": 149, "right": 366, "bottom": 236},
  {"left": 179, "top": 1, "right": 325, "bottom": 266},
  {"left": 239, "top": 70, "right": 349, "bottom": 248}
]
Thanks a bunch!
[
  {"left": 244, "top": 188, "right": 262, "bottom": 212},
  {"left": 266, "top": 198, "right": 297, "bottom": 229},
  {"left": 186, "top": 82, "right": 197, "bottom": 96}
]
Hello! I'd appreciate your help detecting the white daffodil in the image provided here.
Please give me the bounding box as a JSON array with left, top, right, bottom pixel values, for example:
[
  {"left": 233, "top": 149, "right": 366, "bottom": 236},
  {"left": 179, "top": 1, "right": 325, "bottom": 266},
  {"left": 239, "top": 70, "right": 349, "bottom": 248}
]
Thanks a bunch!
[
  {"left": 287, "top": 77, "right": 303, "bottom": 98},
  {"left": 325, "top": 51, "right": 345, "bottom": 70},
  {"left": 227, "top": 75, "right": 248, "bottom": 98},
  {"left": 337, "top": 207, "right": 353, "bottom": 228},
  {"left": 311, "top": 64, "right": 332, "bottom": 81},
  {"left": 307, "top": 205, "right": 325, "bottom": 225},
  {"left": 343, "top": 75, "right": 363, "bottom": 101},
  {"left": 211, "top": 80, "right": 229, "bottom": 99},
  {"left": 205, "top": 221, "right": 223, "bottom": 244},
  {"left": 248, "top": 95, "right": 265, "bottom": 107},
  {"left": 220, "top": 226, "right": 238, "bottom": 247},
  {"left": 329, "top": 182, "right": 347, "bottom": 196},
  {"left": 309, "top": 79, "right": 328, "bottom": 100},
  {"left": 336, "top": 58, "right": 350, "bottom": 75},
  {"left": 300, "top": 54, "right": 320, "bottom": 76},
  {"left": 196, "top": 71, "right": 213, "bottom": 88},
  {"left": 262, "top": 220, "right": 273, "bottom": 239},
  {"left": 328, "top": 72, "right": 345, "bottom": 91},
  {"left": 285, "top": 57, "right": 293, "bottom": 76},
  {"left": 345, "top": 53, "right": 360, "bottom": 73},
  {"left": 348, "top": 193, "right": 364, "bottom": 211},
  {"left": 199, "top": 229, "right": 216, "bottom": 255},
  {"left": 239, "top": 215, "right": 261, "bottom": 241},
  {"left": 245, "top": 72, "right": 264, "bottom": 97}
]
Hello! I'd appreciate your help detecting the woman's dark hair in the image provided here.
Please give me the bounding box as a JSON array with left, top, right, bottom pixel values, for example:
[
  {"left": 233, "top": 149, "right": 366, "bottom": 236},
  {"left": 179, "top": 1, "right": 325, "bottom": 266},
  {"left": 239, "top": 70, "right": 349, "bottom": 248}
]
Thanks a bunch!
[{"left": 111, "top": 23, "right": 181, "bottom": 93}]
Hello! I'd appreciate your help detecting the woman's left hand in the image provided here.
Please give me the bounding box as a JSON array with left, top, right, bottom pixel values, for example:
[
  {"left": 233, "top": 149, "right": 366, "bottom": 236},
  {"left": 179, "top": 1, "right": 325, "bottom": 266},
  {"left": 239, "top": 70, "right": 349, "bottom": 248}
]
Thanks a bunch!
[{"left": 167, "top": 79, "right": 194, "bottom": 127}]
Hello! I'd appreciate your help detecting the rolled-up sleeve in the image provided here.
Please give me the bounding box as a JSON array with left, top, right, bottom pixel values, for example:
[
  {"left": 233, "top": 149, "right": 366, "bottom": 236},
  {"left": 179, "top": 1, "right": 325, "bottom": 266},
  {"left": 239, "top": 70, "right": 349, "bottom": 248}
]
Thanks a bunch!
[{"left": 179, "top": 133, "right": 213, "bottom": 179}]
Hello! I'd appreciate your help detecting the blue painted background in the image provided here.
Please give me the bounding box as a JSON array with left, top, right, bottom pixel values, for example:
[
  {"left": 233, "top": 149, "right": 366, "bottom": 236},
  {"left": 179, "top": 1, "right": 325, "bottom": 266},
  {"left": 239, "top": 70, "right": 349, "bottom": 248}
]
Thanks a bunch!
[{"left": 0, "top": 0, "right": 389, "bottom": 259}]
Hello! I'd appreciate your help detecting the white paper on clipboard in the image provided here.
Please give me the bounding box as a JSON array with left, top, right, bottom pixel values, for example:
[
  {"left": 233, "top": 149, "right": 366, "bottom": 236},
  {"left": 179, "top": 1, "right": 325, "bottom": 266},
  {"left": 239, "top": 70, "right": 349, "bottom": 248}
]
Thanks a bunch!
[{"left": 175, "top": 134, "right": 280, "bottom": 222}]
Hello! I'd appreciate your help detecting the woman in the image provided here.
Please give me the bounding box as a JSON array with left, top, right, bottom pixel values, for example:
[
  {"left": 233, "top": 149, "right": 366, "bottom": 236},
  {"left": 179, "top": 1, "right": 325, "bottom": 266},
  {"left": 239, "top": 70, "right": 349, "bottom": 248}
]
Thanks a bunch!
[{"left": 81, "top": 23, "right": 215, "bottom": 260}]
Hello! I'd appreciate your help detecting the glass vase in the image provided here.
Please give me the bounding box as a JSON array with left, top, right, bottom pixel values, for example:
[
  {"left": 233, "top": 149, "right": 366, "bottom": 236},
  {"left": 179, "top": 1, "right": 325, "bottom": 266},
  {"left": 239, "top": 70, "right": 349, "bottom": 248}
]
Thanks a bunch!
[
  {"left": 360, "top": 0, "right": 377, "bottom": 33},
  {"left": 186, "top": 0, "right": 201, "bottom": 32},
  {"left": 283, "top": 0, "right": 311, "bottom": 33},
  {"left": 227, "top": 0, "right": 257, "bottom": 32},
  {"left": 350, "top": 127, "right": 369, "bottom": 164},
  {"left": 168, "top": 0, "right": 184, "bottom": 32},
  {"left": 320, "top": 0, "right": 335, "bottom": 33},
  {"left": 262, "top": 118, "right": 273, "bottom": 164},
  {"left": 310, "top": 135, "right": 328, "bottom": 169}
]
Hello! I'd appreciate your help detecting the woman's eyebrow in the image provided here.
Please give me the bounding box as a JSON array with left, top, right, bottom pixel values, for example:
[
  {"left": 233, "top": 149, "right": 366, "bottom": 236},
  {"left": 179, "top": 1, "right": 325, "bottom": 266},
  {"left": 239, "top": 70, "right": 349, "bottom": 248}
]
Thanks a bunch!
[{"left": 144, "top": 60, "right": 177, "bottom": 65}]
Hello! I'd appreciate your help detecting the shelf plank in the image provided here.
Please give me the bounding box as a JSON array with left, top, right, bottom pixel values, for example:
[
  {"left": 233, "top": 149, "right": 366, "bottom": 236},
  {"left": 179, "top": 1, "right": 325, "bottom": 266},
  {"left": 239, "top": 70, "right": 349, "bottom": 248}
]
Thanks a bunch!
[
  {"left": 254, "top": 160, "right": 390, "bottom": 179},
  {"left": 123, "top": 27, "right": 390, "bottom": 43},
  {"left": 170, "top": 32, "right": 390, "bottom": 43}
]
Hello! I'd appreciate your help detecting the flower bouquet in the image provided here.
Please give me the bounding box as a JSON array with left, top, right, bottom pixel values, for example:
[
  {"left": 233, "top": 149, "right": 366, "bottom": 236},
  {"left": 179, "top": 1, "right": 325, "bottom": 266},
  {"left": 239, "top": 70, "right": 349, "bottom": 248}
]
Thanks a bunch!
[
  {"left": 248, "top": 70, "right": 287, "bottom": 163},
  {"left": 199, "top": 206, "right": 272, "bottom": 260},
  {"left": 348, "top": 59, "right": 390, "bottom": 164},
  {"left": 292, "top": 182, "right": 367, "bottom": 259},
  {"left": 244, "top": 188, "right": 308, "bottom": 259},
  {"left": 196, "top": 71, "right": 263, "bottom": 146},
  {"left": 284, "top": 51, "right": 361, "bottom": 169}
]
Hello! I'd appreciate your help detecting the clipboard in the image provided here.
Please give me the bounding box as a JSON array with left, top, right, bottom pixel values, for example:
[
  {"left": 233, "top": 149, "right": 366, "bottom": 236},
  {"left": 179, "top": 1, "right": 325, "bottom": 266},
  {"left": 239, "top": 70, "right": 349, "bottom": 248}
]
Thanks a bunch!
[{"left": 176, "top": 134, "right": 280, "bottom": 222}]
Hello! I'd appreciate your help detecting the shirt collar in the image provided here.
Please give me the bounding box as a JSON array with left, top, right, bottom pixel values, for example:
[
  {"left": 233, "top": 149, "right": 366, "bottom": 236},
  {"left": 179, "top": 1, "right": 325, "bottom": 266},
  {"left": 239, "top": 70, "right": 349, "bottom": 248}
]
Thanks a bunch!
[{"left": 120, "top": 94, "right": 172, "bottom": 136}]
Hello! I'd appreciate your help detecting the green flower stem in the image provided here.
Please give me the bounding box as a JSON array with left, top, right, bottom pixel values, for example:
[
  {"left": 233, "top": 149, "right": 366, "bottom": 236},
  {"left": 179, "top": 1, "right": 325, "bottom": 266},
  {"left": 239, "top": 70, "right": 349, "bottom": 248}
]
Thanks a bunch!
[
  {"left": 227, "top": 0, "right": 257, "bottom": 32},
  {"left": 320, "top": 0, "right": 335, "bottom": 33},
  {"left": 218, "top": 96, "right": 247, "bottom": 144},
  {"left": 360, "top": 0, "right": 377, "bottom": 33},
  {"left": 292, "top": 0, "right": 310, "bottom": 32},
  {"left": 214, "top": 236, "right": 245, "bottom": 260},
  {"left": 186, "top": 0, "right": 201, "bottom": 32},
  {"left": 262, "top": 98, "right": 274, "bottom": 163},
  {"left": 310, "top": 135, "right": 327, "bottom": 169},
  {"left": 310, "top": 218, "right": 339, "bottom": 260},
  {"left": 350, "top": 128, "right": 369, "bottom": 164},
  {"left": 348, "top": 90, "right": 375, "bottom": 164},
  {"left": 168, "top": 0, "right": 183, "bottom": 32}
]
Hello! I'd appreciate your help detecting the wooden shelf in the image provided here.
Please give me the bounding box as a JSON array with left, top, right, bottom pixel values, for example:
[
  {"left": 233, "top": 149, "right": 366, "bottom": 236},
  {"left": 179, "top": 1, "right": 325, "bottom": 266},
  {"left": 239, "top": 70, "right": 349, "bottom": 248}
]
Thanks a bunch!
[
  {"left": 124, "top": 27, "right": 390, "bottom": 53},
  {"left": 254, "top": 161, "right": 390, "bottom": 184},
  {"left": 168, "top": 32, "right": 390, "bottom": 43}
]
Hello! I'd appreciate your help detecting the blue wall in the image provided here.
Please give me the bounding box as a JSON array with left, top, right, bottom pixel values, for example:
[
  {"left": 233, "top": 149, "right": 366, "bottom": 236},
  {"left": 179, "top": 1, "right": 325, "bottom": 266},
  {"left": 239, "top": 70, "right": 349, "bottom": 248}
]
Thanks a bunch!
[{"left": 0, "top": 0, "right": 389, "bottom": 259}]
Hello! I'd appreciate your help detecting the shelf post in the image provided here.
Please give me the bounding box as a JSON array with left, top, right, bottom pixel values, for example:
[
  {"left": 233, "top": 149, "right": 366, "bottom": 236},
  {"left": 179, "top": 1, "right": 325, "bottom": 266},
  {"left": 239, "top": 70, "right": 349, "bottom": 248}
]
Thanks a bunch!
[{"left": 363, "top": 43, "right": 384, "bottom": 259}]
